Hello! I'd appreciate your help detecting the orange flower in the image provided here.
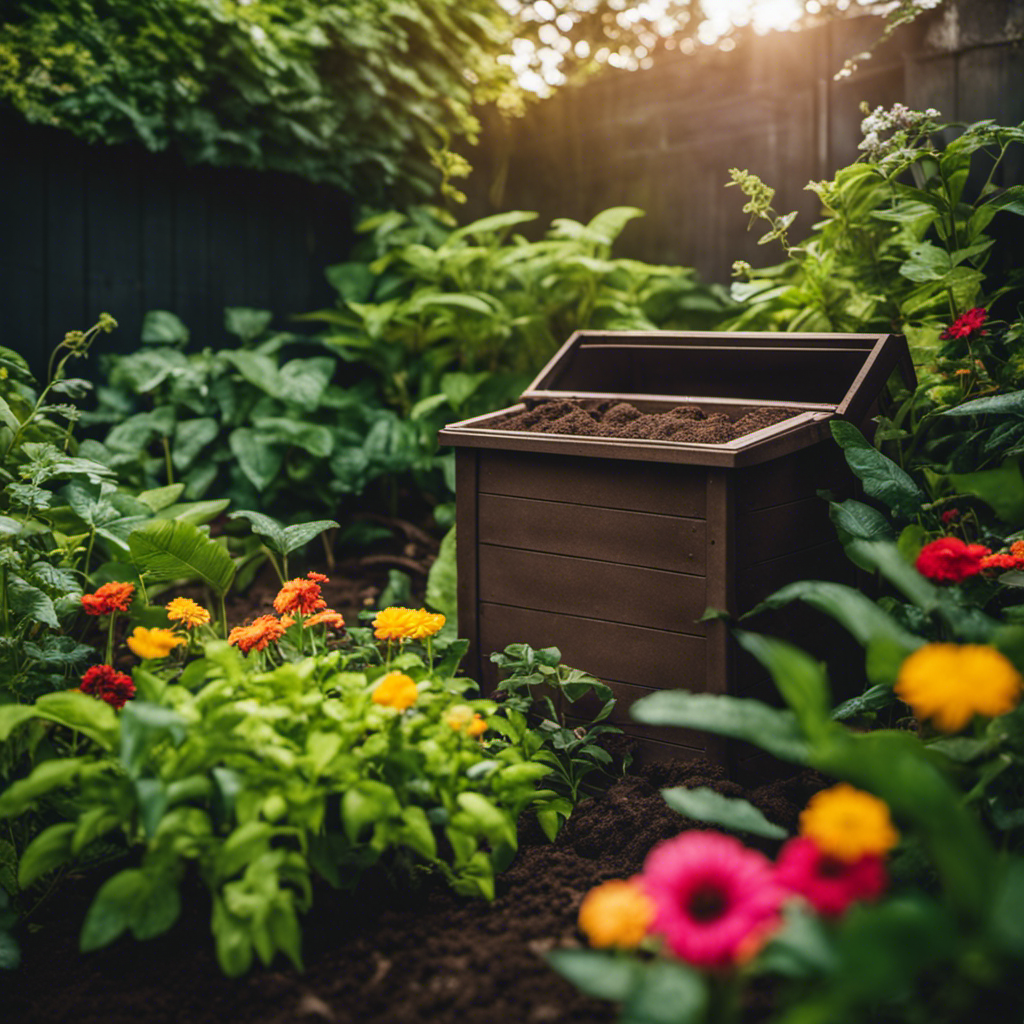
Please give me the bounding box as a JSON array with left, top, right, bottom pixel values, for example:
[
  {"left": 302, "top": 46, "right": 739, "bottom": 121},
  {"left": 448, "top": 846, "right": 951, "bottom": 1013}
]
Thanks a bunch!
[
  {"left": 165, "top": 596, "right": 211, "bottom": 629},
  {"left": 304, "top": 609, "right": 346, "bottom": 630},
  {"left": 372, "top": 671, "right": 419, "bottom": 711},
  {"left": 126, "top": 627, "right": 186, "bottom": 660},
  {"left": 228, "top": 614, "right": 288, "bottom": 654},
  {"left": 307, "top": 571, "right": 329, "bottom": 584},
  {"left": 578, "top": 879, "right": 655, "bottom": 949},
  {"left": 408, "top": 611, "right": 446, "bottom": 640},
  {"left": 466, "top": 715, "right": 488, "bottom": 738},
  {"left": 80, "top": 581, "right": 135, "bottom": 616},
  {"left": 445, "top": 704, "right": 488, "bottom": 737},
  {"left": 273, "top": 574, "right": 327, "bottom": 616}
]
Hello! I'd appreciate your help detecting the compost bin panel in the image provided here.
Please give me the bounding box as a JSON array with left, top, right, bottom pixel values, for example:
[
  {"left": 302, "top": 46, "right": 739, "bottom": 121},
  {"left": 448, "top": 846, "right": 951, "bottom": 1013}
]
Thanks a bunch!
[{"left": 477, "top": 494, "right": 706, "bottom": 574}]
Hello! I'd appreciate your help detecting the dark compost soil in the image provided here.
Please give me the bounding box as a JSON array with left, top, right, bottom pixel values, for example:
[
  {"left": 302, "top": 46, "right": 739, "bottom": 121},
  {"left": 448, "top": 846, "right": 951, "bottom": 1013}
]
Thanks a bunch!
[
  {"left": 1, "top": 757, "right": 824, "bottom": 1024},
  {"left": 485, "top": 400, "right": 797, "bottom": 444}
]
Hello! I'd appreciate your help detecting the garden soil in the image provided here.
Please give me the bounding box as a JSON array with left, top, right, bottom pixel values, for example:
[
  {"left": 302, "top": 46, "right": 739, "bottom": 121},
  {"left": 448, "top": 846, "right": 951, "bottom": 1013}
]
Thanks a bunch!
[
  {"left": 487, "top": 399, "right": 796, "bottom": 443},
  {"left": 1, "top": 755, "right": 825, "bottom": 1024}
]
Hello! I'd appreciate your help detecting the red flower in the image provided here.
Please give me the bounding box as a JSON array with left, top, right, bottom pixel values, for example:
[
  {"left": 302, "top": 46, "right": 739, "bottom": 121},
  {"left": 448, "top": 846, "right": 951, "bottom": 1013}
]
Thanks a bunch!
[
  {"left": 940, "top": 508, "right": 959, "bottom": 525},
  {"left": 915, "top": 537, "right": 990, "bottom": 584},
  {"left": 80, "top": 581, "right": 136, "bottom": 616},
  {"left": 775, "top": 837, "right": 886, "bottom": 917},
  {"left": 940, "top": 307, "right": 987, "bottom": 340},
  {"left": 81, "top": 664, "right": 136, "bottom": 710}
]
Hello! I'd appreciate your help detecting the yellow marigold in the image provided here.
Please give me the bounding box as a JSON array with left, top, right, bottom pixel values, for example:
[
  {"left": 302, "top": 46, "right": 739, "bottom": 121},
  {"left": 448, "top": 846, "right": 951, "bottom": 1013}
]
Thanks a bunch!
[
  {"left": 578, "top": 879, "right": 655, "bottom": 949},
  {"left": 408, "top": 610, "right": 446, "bottom": 640},
  {"left": 165, "top": 597, "right": 210, "bottom": 629},
  {"left": 126, "top": 626, "right": 186, "bottom": 660},
  {"left": 372, "top": 607, "right": 422, "bottom": 642},
  {"left": 466, "top": 715, "right": 488, "bottom": 738},
  {"left": 895, "top": 643, "right": 1023, "bottom": 733},
  {"left": 799, "top": 783, "right": 899, "bottom": 862},
  {"left": 372, "top": 671, "right": 419, "bottom": 711}
]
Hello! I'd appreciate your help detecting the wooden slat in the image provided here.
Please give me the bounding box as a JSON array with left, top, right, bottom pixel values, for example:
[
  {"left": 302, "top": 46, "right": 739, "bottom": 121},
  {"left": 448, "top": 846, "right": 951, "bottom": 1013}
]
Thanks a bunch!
[
  {"left": 736, "top": 496, "right": 838, "bottom": 568},
  {"left": 478, "top": 545, "right": 707, "bottom": 635},
  {"left": 455, "top": 450, "right": 481, "bottom": 682},
  {"left": 477, "top": 603, "right": 706, "bottom": 694},
  {"left": 735, "top": 441, "right": 851, "bottom": 513},
  {"left": 703, "top": 469, "right": 734, "bottom": 766},
  {"left": 477, "top": 450, "right": 706, "bottom": 516},
  {"left": 478, "top": 493, "right": 706, "bottom": 573},
  {"left": 737, "top": 539, "right": 856, "bottom": 611}
]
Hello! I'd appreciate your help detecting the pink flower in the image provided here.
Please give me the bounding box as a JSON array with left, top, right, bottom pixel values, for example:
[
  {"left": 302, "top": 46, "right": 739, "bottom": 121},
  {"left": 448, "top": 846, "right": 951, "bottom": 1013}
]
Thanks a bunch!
[
  {"left": 641, "top": 831, "right": 784, "bottom": 969},
  {"left": 775, "top": 837, "right": 886, "bottom": 917}
]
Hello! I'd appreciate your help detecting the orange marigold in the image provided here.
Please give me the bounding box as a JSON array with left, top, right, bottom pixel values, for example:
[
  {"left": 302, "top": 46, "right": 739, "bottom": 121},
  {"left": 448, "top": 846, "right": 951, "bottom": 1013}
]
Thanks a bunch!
[
  {"left": 304, "top": 609, "right": 346, "bottom": 631},
  {"left": 578, "top": 879, "right": 655, "bottom": 949},
  {"left": 306, "top": 571, "right": 329, "bottom": 584},
  {"left": 273, "top": 575, "right": 327, "bottom": 616},
  {"left": 165, "top": 596, "right": 211, "bottom": 629},
  {"left": 228, "top": 614, "right": 288, "bottom": 654},
  {"left": 80, "top": 581, "right": 135, "bottom": 616}
]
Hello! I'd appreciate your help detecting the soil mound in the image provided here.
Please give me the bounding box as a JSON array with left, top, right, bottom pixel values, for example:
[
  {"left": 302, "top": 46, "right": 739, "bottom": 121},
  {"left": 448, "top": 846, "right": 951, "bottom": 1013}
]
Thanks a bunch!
[{"left": 488, "top": 399, "right": 796, "bottom": 444}]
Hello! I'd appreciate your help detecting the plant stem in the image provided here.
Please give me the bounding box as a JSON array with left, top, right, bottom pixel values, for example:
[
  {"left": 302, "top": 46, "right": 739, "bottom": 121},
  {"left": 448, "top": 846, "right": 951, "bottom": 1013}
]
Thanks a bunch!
[
  {"left": 218, "top": 592, "right": 228, "bottom": 639},
  {"left": 84, "top": 528, "right": 96, "bottom": 574},
  {"left": 106, "top": 612, "right": 116, "bottom": 666},
  {"left": 161, "top": 436, "right": 174, "bottom": 486}
]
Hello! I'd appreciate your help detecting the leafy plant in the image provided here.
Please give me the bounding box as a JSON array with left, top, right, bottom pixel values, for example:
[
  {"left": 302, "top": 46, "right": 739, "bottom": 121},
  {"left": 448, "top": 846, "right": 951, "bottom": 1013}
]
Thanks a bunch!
[
  {"left": 489, "top": 643, "right": 627, "bottom": 811},
  {"left": 0, "top": 0, "right": 522, "bottom": 199},
  {"left": 86, "top": 308, "right": 438, "bottom": 520}
]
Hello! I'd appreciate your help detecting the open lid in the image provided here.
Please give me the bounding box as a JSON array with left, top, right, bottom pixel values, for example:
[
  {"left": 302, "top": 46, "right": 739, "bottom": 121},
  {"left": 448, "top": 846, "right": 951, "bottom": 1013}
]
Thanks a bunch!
[{"left": 522, "top": 330, "right": 913, "bottom": 424}]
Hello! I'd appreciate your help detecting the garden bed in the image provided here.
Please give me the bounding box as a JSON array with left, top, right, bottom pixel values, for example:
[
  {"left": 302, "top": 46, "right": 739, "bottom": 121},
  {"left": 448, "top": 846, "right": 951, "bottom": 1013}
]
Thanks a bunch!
[{"left": 0, "top": 756, "right": 820, "bottom": 1024}]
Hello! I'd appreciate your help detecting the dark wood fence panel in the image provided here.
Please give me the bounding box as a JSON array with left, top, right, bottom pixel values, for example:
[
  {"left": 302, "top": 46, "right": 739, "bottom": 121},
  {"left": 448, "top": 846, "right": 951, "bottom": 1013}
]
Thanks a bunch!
[
  {"left": 464, "top": 0, "right": 1024, "bottom": 285},
  {"left": 0, "top": 116, "right": 355, "bottom": 381}
]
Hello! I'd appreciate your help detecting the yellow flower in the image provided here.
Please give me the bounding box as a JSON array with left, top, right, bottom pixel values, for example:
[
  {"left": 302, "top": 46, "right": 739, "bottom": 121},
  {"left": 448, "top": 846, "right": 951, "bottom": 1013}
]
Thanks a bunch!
[
  {"left": 578, "top": 879, "right": 654, "bottom": 949},
  {"left": 126, "top": 626, "right": 186, "bottom": 660},
  {"left": 165, "top": 597, "right": 211, "bottom": 629},
  {"left": 408, "top": 611, "right": 446, "bottom": 640},
  {"left": 895, "top": 643, "right": 1023, "bottom": 733},
  {"left": 372, "top": 607, "right": 422, "bottom": 642},
  {"left": 372, "top": 671, "right": 419, "bottom": 711},
  {"left": 799, "top": 783, "right": 899, "bottom": 862},
  {"left": 445, "top": 704, "right": 488, "bottom": 737}
]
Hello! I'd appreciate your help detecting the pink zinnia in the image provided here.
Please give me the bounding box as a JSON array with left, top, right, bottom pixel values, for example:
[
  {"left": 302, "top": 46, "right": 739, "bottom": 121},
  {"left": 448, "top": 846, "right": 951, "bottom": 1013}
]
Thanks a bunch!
[
  {"left": 940, "top": 307, "right": 987, "bottom": 340},
  {"left": 775, "top": 837, "right": 886, "bottom": 917},
  {"left": 641, "top": 831, "right": 784, "bottom": 969}
]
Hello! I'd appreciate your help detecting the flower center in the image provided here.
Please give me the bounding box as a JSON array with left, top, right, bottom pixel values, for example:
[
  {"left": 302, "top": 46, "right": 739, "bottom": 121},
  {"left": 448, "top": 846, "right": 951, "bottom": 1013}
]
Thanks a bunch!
[
  {"left": 686, "top": 883, "right": 728, "bottom": 922},
  {"left": 816, "top": 856, "right": 847, "bottom": 879}
]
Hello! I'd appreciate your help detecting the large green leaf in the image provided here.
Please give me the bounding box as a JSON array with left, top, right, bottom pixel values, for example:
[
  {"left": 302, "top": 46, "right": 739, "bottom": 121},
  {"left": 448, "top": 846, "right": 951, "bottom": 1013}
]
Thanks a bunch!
[
  {"left": 620, "top": 960, "right": 707, "bottom": 1024},
  {"left": 546, "top": 949, "right": 643, "bottom": 1002},
  {"left": 631, "top": 691, "right": 809, "bottom": 763},
  {"left": 81, "top": 867, "right": 181, "bottom": 949},
  {"left": 228, "top": 510, "right": 286, "bottom": 553},
  {"left": 172, "top": 417, "right": 219, "bottom": 471},
  {"left": 229, "top": 428, "right": 286, "bottom": 492},
  {"left": 830, "top": 421, "right": 925, "bottom": 517},
  {"left": 425, "top": 525, "right": 457, "bottom": 622},
  {"left": 948, "top": 458, "right": 1024, "bottom": 527},
  {"left": 17, "top": 823, "right": 76, "bottom": 888},
  {"left": 141, "top": 310, "right": 189, "bottom": 346},
  {"left": 35, "top": 691, "right": 119, "bottom": 752},
  {"left": 661, "top": 786, "right": 787, "bottom": 839},
  {"left": 281, "top": 520, "right": 340, "bottom": 555},
  {"left": 128, "top": 519, "right": 235, "bottom": 594},
  {"left": 942, "top": 390, "right": 1024, "bottom": 417}
]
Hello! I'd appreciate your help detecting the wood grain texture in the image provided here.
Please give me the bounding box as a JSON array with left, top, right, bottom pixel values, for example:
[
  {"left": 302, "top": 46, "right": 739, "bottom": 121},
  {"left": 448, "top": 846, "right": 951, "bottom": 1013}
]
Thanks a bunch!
[
  {"left": 455, "top": 450, "right": 481, "bottom": 682},
  {"left": 478, "top": 493, "right": 706, "bottom": 573}
]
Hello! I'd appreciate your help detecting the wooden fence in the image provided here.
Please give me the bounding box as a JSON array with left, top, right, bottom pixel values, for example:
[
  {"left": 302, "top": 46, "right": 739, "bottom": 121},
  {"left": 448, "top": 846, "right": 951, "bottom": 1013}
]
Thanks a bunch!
[
  {"left": 463, "top": 0, "right": 1024, "bottom": 285},
  {"left": 0, "top": 114, "right": 355, "bottom": 382}
]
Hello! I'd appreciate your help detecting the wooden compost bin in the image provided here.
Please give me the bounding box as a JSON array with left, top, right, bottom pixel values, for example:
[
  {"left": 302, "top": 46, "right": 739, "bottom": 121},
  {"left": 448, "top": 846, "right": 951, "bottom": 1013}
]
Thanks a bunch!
[{"left": 439, "top": 330, "right": 912, "bottom": 769}]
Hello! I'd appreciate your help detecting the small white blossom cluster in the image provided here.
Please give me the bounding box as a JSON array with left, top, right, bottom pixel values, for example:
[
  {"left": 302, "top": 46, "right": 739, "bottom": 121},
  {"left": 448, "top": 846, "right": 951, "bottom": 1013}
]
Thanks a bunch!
[{"left": 857, "top": 102, "right": 942, "bottom": 168}]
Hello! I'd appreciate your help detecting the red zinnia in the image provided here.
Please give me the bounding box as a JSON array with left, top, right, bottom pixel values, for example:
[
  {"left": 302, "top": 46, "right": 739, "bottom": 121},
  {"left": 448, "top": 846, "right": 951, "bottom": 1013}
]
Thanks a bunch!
[
  {"left": 940, "top": 307, "right": 987, "bottom": 340},
  {"left": 80, "top": 581, "right": 136, "bottom": 616},
  {"left": 940, "top": 508, "right": 959, "bottom": 525},
  {"left": 80, "top": 664, "right": 136, "bottom": 710},
  {"left": 775, "top": 837, "right": 886, "bottom": 917},
  {"left": 915, "top": 537, "right": 990, "bottom": 584}
]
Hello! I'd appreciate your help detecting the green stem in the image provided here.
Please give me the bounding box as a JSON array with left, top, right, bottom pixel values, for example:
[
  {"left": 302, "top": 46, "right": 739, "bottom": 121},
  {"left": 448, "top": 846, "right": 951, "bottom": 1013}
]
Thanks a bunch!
[
  {"left": 161, "top": 437, "right": 174, "bottom": 486},
  {"left": 1, "top": 564, "right": 9, "bottom": 635},
  {"left": 427, "top": 636, "right": 434, "bottom": 674},
  {"left": 218, "top": 592, "right": 228, "bottom": 640},
  {"left": 106, "top": 612, "right": 117, "bottom": 666},
  {"left": 84, "top": 528, "right": 96, "bottom": 575}
]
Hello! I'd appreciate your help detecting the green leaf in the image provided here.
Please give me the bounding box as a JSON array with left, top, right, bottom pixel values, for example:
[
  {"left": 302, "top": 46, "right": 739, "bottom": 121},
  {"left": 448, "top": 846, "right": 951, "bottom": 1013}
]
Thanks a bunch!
[
  {"left": 830, "top": 421, "right": 924, "bottom": 517},
  {"left": 948, "top": 459, "right": 1024, "bottom": 527},
  {"left": 426, "top": 525, "right": 457, "bottom": 623},
  {"left": 991, "top": 858, "right": 1024, "bottom": 955},
  {"left": 454, "top": 792, "right": 516, "bottom": 848},
  {"left": 661, "top": 786, "right": 787, "bottom": 839},
  {"left": 81, "top": 867, "right": 181, "bottom": 949},
  {"left": 0, "top": 758, "right": 88, "bottom": 818},
  {"left": 733, "top": 630, "right": 830, "bottom": 737},
  {"left": 141, "top": 311, "right": 189, "bottom": 346},
  {"left": 0, "top": 706, "right": 35, "bottom": 743},
  {"left": 342, "top": 781, "right": 400, "bottom": 844},
  {"left": 620, "top": 960, "right": 706, "bottom": 1024},
  {"left": 546, "top": 949, "right": 643, "bottom": 1002},
  {"left": 129, "top": 519, "right": 235, "bottom": 594},
  {"left": 229, "top": 428, "right": 286, "bottom": 491},
  {"left": 7, "top": 577, "right": 59, "bottom": 628},
  {"left": 18, "top": 823, "right": 75, "bottom": 888},
  {"left": 253, "top": 418, "right": 334, "bottom": 458},
  {"left": 281, "top": 520, "right": 340, "bottom": 555},
  {"left": 224, "top": 308, "right": 272, "bottom": 342},
  {"left": 228, "top": 509, "right": 286, "bottom": 553},
  {"left": 35, "top": 690, "right": 119, "bottom": 752},
  {"left": 172, "top": 418, "right": 219, "bottom": 471},
  {"left": 325, "top": 262, "right": 374, "bottom": 302},
  {"left": 155, "top": 499, "right": 231, "bottom": 526},
  {"left": 138, "top": 483, "right": 186, "bottom": 512},
  {"left": 631, "top": 692, "right": 809, "bottom": 763},
  {"left": 829, "top": 499, "right": 895, "bottom": 542}
]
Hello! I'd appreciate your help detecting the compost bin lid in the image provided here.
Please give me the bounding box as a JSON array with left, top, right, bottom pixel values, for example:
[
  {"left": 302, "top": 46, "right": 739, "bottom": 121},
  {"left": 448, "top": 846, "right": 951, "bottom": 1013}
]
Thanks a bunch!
[{"left": 521, "top": 330, "right": 912, "bottom": 423}]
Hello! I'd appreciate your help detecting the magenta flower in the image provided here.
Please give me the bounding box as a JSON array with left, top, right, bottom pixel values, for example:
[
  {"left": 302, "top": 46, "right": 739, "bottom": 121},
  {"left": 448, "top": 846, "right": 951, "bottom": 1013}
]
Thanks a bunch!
[
  {"left": 641, "top": 831, "right": 784, "bottom": 969},
  {"left": 775, "top": 837, "right": 886, "bottom": 917}
]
